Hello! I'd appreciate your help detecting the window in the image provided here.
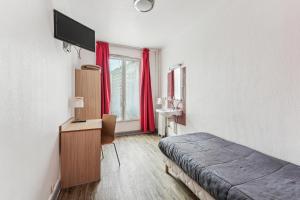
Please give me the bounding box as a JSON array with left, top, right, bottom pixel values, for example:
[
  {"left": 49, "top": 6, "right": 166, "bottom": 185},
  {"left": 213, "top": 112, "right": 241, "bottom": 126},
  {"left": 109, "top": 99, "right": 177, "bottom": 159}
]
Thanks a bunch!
[{"left": 109, "top": 56, "right": 140, "bottom": 121}]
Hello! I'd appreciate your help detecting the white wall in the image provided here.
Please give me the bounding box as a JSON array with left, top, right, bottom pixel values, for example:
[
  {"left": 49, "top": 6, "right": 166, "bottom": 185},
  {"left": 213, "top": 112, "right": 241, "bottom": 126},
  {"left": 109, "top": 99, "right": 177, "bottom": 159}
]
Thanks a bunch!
[
  {"left": 161, "top": 0, "right": 300, "bottom": 165},
  {"left": 0, "top": 0, "right": 79, "bottom": 199},
  {"left": 81, "top": 45, "right": 160, "bottom": 132}
]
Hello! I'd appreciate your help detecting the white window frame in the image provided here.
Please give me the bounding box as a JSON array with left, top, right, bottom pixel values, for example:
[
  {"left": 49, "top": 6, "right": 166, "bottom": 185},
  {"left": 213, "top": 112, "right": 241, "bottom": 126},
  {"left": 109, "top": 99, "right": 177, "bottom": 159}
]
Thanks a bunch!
[{"left": 110, "top": 54, "right": 141, "bottom": 122}]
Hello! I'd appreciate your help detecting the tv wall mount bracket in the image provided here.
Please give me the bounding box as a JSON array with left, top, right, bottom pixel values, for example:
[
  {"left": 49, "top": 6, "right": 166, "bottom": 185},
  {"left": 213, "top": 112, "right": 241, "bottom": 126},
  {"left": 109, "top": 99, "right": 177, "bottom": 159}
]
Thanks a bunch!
[{"left": 63, "top": 41, "right": 82, "bottom": 59}]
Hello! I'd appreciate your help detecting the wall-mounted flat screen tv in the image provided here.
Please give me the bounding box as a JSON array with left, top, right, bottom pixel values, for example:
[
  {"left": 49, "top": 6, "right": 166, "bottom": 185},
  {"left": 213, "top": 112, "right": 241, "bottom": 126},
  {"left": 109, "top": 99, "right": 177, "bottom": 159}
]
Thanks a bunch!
[{"left": 54, "top": 10, "right": 95, "bottom": 52}]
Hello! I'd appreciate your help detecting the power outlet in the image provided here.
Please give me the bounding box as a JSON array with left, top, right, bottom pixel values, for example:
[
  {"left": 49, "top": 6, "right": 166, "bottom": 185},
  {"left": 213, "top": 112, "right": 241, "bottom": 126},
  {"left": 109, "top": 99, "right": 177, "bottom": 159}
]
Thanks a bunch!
[
  {"left": 48, "top": 180, "right": 60, "bottom": 200},
  {"left": 50, "top": 184, "right": 54, "bottom": 193}
]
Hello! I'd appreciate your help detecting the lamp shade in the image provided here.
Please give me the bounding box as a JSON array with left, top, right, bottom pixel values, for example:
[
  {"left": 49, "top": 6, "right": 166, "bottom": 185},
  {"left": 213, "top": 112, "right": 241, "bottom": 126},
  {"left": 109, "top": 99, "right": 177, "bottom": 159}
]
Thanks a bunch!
[{"left": 71, "top": 97, "right": 84, "bottom": 108}]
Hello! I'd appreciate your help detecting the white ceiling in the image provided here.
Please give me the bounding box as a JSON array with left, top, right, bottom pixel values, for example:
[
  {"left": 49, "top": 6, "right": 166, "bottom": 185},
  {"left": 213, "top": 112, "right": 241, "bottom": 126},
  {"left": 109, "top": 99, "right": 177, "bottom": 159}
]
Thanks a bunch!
[{"left": 68, "top": 0, "right": 216, "bottom": 48}]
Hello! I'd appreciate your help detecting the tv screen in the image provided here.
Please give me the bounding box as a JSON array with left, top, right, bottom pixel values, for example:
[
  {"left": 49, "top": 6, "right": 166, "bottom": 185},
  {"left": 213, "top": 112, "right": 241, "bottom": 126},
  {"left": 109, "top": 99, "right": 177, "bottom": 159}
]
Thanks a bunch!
[{"left": 54, "top": 10, "right": 95, "bottom": 52}]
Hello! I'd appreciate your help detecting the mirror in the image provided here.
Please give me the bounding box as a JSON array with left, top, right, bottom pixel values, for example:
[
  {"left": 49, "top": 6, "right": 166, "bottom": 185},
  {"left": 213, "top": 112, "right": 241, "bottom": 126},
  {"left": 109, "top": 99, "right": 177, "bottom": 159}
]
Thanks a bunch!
[
  {"left": 174, "top": 67, "right": 182, "bottom": 100},
  {"left": 167, "top": 66, "right": 186, "bottom": 125},
  {"left": 168, "top": 67, "right": 185, "bottom": 100}
]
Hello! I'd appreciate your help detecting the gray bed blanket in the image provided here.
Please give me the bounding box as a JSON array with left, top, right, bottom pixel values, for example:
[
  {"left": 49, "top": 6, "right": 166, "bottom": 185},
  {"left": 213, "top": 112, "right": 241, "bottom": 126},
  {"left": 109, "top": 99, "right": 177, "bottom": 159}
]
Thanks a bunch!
[{"left": 158, "top": 132, "right": 300, "bottom": 200}]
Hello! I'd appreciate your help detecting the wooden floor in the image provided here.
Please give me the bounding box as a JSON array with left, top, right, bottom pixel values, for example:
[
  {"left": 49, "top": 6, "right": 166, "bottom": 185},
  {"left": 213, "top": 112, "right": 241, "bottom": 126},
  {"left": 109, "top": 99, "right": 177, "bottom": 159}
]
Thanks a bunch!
[{"left": 58, "top": 134, "right": 198, "bottom": 200}]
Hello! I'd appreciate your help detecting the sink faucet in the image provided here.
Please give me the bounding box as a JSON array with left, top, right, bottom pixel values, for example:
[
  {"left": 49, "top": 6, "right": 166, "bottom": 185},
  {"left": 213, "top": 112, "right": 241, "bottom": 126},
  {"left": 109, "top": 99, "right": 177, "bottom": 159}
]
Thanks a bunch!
[
  {"left": 171, "top": 103, "right": 175, "bottom": 110},
  {"left": 168, "top": 97, "right": 175, "bottom": 110}
]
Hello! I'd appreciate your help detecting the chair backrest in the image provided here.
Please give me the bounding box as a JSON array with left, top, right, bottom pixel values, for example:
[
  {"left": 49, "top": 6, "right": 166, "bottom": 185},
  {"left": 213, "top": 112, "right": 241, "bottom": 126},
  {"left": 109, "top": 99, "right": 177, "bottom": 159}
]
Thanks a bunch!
[{"left": 101, "top": 114, "right": 117, "bottom": 145}]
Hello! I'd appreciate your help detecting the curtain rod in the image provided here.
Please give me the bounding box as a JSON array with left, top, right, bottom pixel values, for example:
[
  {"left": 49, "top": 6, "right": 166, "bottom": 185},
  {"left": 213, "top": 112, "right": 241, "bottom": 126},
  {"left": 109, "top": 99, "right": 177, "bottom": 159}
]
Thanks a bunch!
[{"left": 109, "top": 42, "right": 160, "bottom": 52}]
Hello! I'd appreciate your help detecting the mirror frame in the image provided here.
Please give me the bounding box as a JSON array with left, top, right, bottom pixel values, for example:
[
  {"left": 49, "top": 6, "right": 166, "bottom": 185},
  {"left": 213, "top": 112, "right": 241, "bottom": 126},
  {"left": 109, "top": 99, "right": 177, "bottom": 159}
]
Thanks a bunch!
[{"left": 167, "top": 66, "right": 186, "bottom": 125}]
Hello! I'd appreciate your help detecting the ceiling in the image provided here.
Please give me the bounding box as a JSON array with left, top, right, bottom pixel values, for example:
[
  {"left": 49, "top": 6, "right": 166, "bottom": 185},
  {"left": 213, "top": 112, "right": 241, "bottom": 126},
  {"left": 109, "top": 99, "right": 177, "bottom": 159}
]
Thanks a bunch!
[{"left": 68, "top": 0, "right": 215, "bottom": 48}]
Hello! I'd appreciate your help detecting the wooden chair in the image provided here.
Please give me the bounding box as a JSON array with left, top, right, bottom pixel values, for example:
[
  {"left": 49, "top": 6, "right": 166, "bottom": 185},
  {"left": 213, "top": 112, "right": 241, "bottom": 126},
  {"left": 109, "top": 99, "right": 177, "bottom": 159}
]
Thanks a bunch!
[{"left": 101, "top": 114, "right": 120, "bottom": 166}]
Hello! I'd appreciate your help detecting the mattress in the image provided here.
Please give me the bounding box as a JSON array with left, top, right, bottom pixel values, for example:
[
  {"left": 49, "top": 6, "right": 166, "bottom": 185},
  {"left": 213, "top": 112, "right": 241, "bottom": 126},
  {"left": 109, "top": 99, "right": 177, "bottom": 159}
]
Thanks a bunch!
[{"left": 158, "top": 132, "right": 300, "bottom": 200}]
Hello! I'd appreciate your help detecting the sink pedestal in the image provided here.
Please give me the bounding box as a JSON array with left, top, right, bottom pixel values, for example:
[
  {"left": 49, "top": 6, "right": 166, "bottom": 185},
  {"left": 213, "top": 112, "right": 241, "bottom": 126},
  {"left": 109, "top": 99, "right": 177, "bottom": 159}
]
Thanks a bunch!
[
  {"left": 156, "top": 108, "right": 182, "bottom": 137},
  {"left": 157, "top": 114, "right": 167, "bottom": 137}
]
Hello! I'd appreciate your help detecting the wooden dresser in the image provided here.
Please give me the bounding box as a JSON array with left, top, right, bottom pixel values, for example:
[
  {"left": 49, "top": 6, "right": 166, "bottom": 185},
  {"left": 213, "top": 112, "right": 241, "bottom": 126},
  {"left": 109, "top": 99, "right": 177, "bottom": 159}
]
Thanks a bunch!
[
  {"left": 75, "top": 69, "right": 101, "bottom": 120},
  {"left": 59, "top": 119, "right": 102, "bottom": 189}
]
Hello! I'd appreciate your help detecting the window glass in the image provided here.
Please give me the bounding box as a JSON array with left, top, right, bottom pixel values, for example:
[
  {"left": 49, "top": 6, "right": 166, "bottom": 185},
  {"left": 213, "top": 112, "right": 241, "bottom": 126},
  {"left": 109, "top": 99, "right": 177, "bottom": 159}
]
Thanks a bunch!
[
  {"left": 109, "top": 56, "right": 140, "bottom": 121},
  {"left": 125, "top": 60, "right": 140, "bottom": 120},
  {"left": 109, "top": 58, "right": 123, "bottom": 120}
]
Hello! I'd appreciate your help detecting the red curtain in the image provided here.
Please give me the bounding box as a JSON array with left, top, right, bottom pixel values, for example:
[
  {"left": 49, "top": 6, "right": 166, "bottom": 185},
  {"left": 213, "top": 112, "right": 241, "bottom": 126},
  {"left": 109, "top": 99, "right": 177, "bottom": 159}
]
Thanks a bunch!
[
  {"left": 96, "top": 41, "right": 111, "bottom": 117},
  {"left": 168, "top": 71, "right": 174, "bottom": 98},
  {"left": 140, "top": 48, "right": 155, "bottom": 132}
]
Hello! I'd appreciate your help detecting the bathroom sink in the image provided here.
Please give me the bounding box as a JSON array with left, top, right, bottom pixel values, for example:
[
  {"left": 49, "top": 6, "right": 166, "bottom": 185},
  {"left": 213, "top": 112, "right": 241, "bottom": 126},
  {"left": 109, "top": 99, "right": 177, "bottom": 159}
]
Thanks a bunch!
[{"left": 156, "top": 108, "right": 182, "bottom": 117}]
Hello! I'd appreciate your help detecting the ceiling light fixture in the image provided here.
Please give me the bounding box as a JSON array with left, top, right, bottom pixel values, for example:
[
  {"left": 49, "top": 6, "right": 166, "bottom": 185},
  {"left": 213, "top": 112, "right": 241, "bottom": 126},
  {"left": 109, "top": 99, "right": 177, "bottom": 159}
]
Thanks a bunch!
[{"left": 134, "top": 0, "right": 155, "bottom": 12}]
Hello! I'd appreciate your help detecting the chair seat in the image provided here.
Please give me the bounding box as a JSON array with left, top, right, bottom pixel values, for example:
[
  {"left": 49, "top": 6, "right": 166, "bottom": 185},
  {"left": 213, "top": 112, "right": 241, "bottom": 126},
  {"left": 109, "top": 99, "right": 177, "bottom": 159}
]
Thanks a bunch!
[{"left": 102, "top": 136, "right": 114, "bottom": 145}]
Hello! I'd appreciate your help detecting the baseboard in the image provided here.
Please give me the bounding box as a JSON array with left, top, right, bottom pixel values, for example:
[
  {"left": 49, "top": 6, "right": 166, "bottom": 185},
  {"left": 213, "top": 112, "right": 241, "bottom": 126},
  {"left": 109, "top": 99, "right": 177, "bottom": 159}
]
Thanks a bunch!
[
  {"left": 115, "top": 130, "right": 143, "bottom": 137},
  {"left": 116, "top": 129, "right": 158, "bottom": 137},
  {"left": 48, "top": 179, "right": 61, "bottom": 200}
]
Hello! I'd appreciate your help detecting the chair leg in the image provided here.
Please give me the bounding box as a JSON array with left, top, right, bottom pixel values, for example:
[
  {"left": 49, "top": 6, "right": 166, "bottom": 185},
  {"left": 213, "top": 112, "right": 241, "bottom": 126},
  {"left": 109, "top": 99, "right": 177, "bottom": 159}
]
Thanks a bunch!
[
  {"left": 165, "top": 165, "right": 170, "bottom": 175},
  {"left": 101, "top": 148, "right": 104, "bottom": 160},
  {"left": 113, "top": 142, "right": 120, "bottom": 166}
]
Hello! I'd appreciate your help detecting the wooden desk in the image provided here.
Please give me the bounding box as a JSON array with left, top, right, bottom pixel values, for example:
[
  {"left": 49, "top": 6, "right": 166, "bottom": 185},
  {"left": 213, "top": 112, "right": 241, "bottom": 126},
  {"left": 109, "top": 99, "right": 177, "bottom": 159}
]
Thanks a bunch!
[{"left": 59, "top": 119, "right": 102, "bottom": 189}]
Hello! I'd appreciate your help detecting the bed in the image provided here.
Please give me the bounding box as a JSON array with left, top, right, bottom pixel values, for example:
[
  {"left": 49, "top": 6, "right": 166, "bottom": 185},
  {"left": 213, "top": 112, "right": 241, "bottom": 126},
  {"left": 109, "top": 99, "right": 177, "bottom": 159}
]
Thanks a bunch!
[{"left": 158, "top": 132, "right": 300, "bottom": 200}]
